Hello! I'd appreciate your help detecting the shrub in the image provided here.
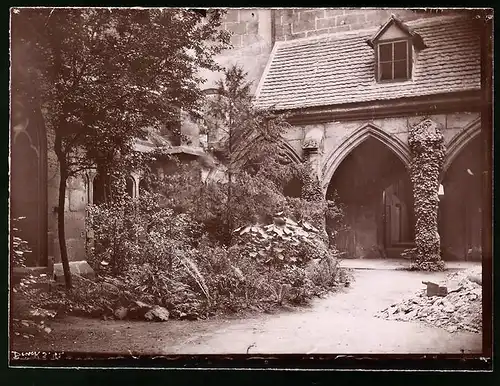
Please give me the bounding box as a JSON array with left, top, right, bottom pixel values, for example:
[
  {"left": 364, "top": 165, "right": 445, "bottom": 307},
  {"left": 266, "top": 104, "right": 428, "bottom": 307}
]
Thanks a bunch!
[{"left": 11, "top": 217, "right": 32, "bottom": 268}]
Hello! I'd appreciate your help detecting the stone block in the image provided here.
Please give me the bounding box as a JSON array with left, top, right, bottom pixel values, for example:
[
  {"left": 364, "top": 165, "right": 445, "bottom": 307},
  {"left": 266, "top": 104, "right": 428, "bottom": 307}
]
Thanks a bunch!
[
  {"left": 281, "top": 9, "right": 294, "bottom": 24},
  {"left": 274, "top": 12, "right": 282, "bottom": 26},
  {"left": 316, "top": 17, "right": 336, "bottom": 30},
  {"left": 230, "top": 34, "right": 242, "bottom": 47},
  {"left": 366, "top": 9, "right": 392, "bottom": 23},
  {"left": 240, "top": 9, "right": 258, "bottom": 22},
  {"left": 328, "top": 25, "right": 351, "bottom": 34},
  {"left": 445, "top": 112, "right": 479, "bottom": 130},
  {"left": 226, "top": 21, "right": 247, "bottom": 35},
  {"left": 223, "top": 10, "right": 239, "bottom": 22},
  {"left": 69, "top": 187, "right": 87, "bottom": 212},
  {"left": 283, "top": 23, "right": 292, "bottom": 36},
  {"left": 336, "top": 13, "right": 365, "bottom": 27},
  {"left": 53, "top": 260, "right": 95, "bottom": 283},
  {"left": 307, "top": 29, "right": 330, "bottom": 38},
  {"left": 422, "top": 281, "right": 448, "bottom": 297},
  {"left": 247, "top": 20, "right": 259, "bottom": 35},
  {"left": 291, "top": 32, "right": 306, "bottom": 40},
  {"left": 293, "top": 11, "right": 318, "bottom": 33},
  {"left": 242, "top": 33, "right": 260, "bottom": 46},
  {"left": 325, "top": 9, "right": 345, "bottom": 18}
]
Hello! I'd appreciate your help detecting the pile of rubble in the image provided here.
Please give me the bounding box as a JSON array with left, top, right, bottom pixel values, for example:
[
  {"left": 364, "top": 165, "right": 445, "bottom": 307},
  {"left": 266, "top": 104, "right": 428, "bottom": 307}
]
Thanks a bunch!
[{"left": 376, "top": 268, "right": 482, "bottom": 333}]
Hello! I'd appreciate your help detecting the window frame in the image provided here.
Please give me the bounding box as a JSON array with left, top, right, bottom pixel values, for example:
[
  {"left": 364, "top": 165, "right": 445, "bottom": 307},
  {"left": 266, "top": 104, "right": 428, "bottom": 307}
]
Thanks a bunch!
[{"left": 375, "top": 38, "right": 413, "bottom": 83}]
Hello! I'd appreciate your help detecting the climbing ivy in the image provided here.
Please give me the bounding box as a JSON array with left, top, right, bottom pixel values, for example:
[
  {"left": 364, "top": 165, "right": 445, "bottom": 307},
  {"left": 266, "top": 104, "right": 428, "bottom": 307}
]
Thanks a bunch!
[
  {"left": 408, "top": 119, "right": 446, "bottom": 271},
  {"left": 295, "top": 161, "right": 330, "bottom": 242}
]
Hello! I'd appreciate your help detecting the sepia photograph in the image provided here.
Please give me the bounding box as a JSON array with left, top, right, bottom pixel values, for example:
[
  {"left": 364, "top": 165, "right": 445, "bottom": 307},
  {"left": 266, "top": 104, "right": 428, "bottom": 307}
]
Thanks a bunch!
[{"left": 9, "top": 7, "right": 493, "bottom": 370}]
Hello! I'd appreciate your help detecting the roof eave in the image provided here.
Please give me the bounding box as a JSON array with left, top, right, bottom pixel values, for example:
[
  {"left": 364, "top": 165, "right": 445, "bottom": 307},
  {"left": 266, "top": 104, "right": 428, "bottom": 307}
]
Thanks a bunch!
[{"left": 273, "top": 90, "right": 482, "bottom": 124}]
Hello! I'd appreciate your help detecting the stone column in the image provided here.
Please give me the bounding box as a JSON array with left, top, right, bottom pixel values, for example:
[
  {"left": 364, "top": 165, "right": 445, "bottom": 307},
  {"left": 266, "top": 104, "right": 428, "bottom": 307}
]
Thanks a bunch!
[
  {"left": 302, "top": 125, "right": 325, "bottom": 189},
  {"left": 301, "top": 125, "right": 328, "bottom": 242},
  {"left": 85, "top": 168, "right": 98, "bottom": 205},
  {"left": 84, "top": 168, "right": 97, "bottom": 260},
  {"left": 130, "top": 171, "right": 142, "bottom": 198}
]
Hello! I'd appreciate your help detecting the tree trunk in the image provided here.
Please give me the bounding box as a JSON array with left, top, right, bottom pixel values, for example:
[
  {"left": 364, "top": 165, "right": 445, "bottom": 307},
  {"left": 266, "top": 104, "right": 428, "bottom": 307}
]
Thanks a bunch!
[{"left": 55, "top": 136, "right": 72, "bottom": 289}]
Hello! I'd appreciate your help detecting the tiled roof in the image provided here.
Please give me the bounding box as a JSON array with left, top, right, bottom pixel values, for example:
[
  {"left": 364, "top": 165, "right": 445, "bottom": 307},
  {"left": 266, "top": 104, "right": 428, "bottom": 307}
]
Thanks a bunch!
[{"left": 255, "top": 15, "right": 481, "bottom": 111}]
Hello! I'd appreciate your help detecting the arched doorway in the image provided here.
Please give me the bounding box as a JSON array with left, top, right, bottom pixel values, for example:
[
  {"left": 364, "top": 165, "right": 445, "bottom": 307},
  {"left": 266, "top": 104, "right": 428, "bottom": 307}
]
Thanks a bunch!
[
  {"left": 92, "top": 172, "right": 108, "bottom": 205},
  {"left": 439, "top": 135, "right": 482, "bottom": 261},
  {"left": 126, "top": 176, "right": 135, "bottom": 198},
  {"left": 10, "top": 99, "right": 48, "bottom": 267},
  {"left": 326, "top": 136, "right": 414, "bottom": 259}
]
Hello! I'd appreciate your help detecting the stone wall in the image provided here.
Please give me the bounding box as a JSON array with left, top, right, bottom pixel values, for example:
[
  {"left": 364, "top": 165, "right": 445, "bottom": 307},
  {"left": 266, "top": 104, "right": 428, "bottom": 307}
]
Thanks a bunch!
[
  {"left": 284, "top": 111, "right": 481, "bottom": 259},
  {"left": 273, "top": 8, "right": 460, "bottom": 41},
  {"left": 200, "top": 9, "right": 273, "bottom": 94},
  {"left": 46, "top": 123, "right": 88, "bottom": 264}
]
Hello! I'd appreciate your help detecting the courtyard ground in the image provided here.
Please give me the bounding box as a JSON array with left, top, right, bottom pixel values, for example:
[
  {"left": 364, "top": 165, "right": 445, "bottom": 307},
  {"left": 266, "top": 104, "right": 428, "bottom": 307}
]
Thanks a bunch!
[{"left": 10, "top": 262, "right": 482, "bottom": 356}]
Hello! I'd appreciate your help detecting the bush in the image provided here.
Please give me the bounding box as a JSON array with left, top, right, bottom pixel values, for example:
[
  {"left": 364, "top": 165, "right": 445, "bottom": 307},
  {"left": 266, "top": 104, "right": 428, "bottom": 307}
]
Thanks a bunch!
[
  {"left": 11, "top": 217, "right": 32, "bottom": 268},
  {"left": 80, "top": 153, "right": 347, "bottom": 320},
  {"left": 82, "top": 200, "right": 348, "bottom": 320}
]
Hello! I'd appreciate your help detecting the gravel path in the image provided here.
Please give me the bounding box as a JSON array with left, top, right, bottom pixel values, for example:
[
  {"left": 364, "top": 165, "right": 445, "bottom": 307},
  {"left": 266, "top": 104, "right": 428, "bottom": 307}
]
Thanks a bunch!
[
  {"left": 168, "top": 269, "right": 481, "bottom": 354},
  {"left": 11, "top": 269, "right": 482, "bottom": 356}
]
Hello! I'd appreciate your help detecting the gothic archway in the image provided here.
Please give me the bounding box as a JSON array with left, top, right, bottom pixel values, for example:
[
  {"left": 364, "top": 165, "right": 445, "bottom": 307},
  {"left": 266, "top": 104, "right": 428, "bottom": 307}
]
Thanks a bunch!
[
  {"left": 231, "top": 132, "right": 303, "bottom": 168},
  {"left": 322, "top": 123, "right": 411, "bottom": 194},
  {"left": 441, "top": 118, "right": 481, "bottom": 181},
  {"left": 325, "top": 125, "right": 413, "bottom": 259},
  {"left": 439, "top": 133, "right": 482, "bottom": 261}
]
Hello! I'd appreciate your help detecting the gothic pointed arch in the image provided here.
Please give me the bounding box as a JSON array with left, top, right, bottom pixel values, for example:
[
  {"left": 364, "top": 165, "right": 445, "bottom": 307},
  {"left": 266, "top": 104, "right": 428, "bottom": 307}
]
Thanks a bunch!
[
  {"left": 322, "top": 123, "right": 411, "bottom": 193},
  {"left": 231, "top": 132, "right": 302, "bottom": 168},
  {"left": 441, "top": 118, "right": 481, "bottom": 180}
]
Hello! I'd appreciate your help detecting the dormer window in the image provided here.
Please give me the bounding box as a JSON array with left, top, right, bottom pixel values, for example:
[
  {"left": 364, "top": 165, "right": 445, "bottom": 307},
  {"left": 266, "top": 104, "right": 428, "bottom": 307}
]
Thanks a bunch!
[
  {"left": 378, "top": 39, "right": 412, "bottom": 81},
  {"left": 367, "top": 14, "right": 427, "bottom": 83}
]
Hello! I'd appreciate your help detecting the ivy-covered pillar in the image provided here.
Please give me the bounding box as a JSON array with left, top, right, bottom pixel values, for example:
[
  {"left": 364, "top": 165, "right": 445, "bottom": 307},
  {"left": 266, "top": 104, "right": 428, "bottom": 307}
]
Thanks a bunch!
[{"left": 408, "top": 118, "right": 446, "bottom": 271}]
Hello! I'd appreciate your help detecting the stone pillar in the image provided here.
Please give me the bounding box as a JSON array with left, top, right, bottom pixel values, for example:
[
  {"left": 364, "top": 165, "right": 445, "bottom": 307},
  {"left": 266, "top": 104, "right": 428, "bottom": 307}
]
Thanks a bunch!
[
  {"left": 301, "top": 125, "right": 328, "bottom": 242},
  {"left": 130, "top": 171, "right": 142, "bottom": 198},
  {"left": 85, "top": 168, "right": 98, "bottom": 205},
  {"left": 84, "top": 168, "right": 97, "bottom": 260},
  {"left": 302, "top": 125, "right": 325, "bottom": 182}
]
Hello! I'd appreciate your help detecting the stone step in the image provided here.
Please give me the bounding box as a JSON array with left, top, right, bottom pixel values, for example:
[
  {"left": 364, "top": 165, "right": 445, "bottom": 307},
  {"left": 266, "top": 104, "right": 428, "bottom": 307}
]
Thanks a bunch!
[
  {"left": 386, "top": 244, "right": 415, "bottom": 259},
  {"left": 53, "top": 261, "right": 95, "bottom": 283}
]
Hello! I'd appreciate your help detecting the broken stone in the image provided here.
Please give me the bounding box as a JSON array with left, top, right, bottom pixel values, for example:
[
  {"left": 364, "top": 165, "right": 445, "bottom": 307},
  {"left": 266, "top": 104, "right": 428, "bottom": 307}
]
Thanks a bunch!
[
  {"left": 422, "top": 281, "right": 447, "bottom": 297},
  {"left": 443, "top": 305, "right": 455, "bottom": 313},
  {"left": 388, "top": 306, "right": 397, "bottom": 315},
  {"left": 378, "top": 268, "right": 482, "bottom": 334},
  {"left": 432, "top": 298, "right": 443, "bottom": 307},
  {"left": 144, "top": 305, "right": 169, "bottom": 322},
  {"left": 114, "top": 306, "right": 128, "bottom": 320},
  {"left": 467, "top": 274, "right": 482, "bottom": 285},
  {"left": 127, "top": 300, "right": 153, "bottom": 319}
]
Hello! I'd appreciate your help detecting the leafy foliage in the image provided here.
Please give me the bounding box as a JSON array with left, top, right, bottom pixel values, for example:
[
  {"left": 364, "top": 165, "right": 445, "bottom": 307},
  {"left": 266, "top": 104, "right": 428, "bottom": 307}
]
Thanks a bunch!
[
  {"left": 408, "top": 119, "right": 446, "bottom": 271},
  {"left": 81, "top": 185, "right": 348, "bottom": 319},
  {"left": 11, "top": 8, "right": 231, "bottom": 287},
  {"left": 11, "top": 217, "right": 32, "bottom": 268},
  {"left": 234, "top": 214, "right": 326, "bottom": 268}
]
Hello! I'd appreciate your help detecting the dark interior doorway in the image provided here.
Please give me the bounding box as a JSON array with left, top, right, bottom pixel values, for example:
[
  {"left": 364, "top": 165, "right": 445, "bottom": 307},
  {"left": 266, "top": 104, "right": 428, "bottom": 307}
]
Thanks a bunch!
[
  {"left": 326, "top": 136, "right": 414, "bottom": 258},
  {"left": 439, "top": 136, "right": 482, "bottom": 261},
  {"left": 11, "top": 100, "right": 48, "bottom": 267}
]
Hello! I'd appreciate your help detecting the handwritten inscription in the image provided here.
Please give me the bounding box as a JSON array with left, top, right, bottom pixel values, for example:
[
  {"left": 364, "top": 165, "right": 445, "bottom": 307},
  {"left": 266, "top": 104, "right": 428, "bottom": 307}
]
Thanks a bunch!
[{"left": 11, "top": 351, "right": 63, "bottom": 361}]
